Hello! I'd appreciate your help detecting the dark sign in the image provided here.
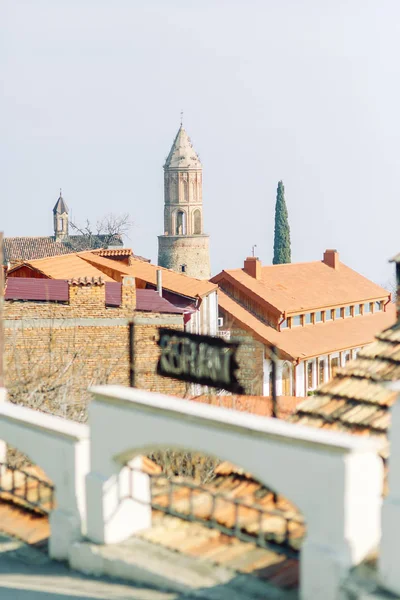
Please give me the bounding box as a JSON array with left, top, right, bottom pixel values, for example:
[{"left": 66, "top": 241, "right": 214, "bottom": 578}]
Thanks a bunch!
[{"left": 157, "top": 328, "right": 244, "bottom": 394}]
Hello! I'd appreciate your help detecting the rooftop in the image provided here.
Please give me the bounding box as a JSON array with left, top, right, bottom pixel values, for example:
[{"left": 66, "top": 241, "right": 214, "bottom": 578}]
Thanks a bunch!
[
  {"left": 164, "top": 125, "right": 202, "bottom": 170},
  {"left": 212, "top": 252, "right": 390, "bottom": 316},
  {"left": 290, "top": 319, "right": 400, "bottom": 460}
]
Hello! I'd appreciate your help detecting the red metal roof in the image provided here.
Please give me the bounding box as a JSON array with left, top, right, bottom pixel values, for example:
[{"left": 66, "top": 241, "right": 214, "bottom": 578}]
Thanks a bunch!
[
  {"left": 5, "top": 278, "right": 69, "bottom": 302},
  {"left": 136, "top": 289, "right": 186, "bottom": 314},
  {"left": 105, "top": 281, "right": 122, "bottom": 306}
]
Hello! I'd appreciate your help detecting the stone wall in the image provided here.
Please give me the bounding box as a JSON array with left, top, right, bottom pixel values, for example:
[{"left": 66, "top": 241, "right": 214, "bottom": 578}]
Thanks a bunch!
[
  {"left": 158, "top": 234, "right": 210, "bottom": 280},
  {"left": 4, "top": 279, "right": 185, "bottom": 421}
]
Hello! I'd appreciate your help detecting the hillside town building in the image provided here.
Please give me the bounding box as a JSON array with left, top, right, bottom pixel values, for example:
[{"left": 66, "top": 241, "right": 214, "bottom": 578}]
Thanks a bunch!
[
  {"left": 158, "top": 125, "right": 210, "bottom": 280},
  {"left": 7, "top": 249, "right": 218, "bottom": 336},
  {"left": 212, "top": 249, "right": 396, "bottom": 397}
]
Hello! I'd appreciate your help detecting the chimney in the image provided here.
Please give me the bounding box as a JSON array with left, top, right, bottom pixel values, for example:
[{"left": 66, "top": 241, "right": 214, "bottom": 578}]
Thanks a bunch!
[
  {"left": 323, "top": 249, "right": 339, "bottom": 270},
  {"left": 244, "top": 257, "right": 262, "bottom": 280}
]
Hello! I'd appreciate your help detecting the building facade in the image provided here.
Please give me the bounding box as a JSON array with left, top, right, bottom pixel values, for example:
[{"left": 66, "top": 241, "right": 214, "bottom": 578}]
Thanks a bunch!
[
  {"left": 158, "top": 125, "right": 210, "bottom": 280},
  {"left": 212, "top": 250, "right": 396, "bottom": 397}
]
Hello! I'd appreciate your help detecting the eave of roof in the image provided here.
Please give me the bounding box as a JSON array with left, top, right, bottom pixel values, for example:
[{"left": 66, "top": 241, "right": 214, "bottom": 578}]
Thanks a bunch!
[{"left": 219, "top": 290, "right": 396, "bottom": 362}]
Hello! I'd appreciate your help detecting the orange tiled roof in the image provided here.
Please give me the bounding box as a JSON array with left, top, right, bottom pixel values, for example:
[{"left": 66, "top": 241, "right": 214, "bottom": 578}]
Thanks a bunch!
[
  {"left": 212, "top": 260, "right": 390, "bottom": 315},
  {"left": 219, "top": 290, "right": 396, "bottom": 361},
  {"left": 79, "top": 252, "right": 217, "bottom": 298},
  {"left": 8, "top": 254, "right": 115, "bottom": 282}
]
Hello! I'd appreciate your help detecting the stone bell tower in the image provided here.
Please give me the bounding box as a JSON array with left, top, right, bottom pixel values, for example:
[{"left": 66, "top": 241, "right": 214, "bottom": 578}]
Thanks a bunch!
[
  {"left": 53, "top": 189, "right": 69, "bottom": 241},
  {"left": 158, "top": 125, "right": 210, "bottom": 279}
]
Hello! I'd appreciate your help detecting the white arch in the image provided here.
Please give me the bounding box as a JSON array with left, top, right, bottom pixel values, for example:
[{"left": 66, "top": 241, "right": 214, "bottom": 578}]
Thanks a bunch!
[
  {"left": 0, "top": 399, "right": 89, "bottom": 560},
  {"left": 86, "top": 385, "right": 383, "bottom": 600}
]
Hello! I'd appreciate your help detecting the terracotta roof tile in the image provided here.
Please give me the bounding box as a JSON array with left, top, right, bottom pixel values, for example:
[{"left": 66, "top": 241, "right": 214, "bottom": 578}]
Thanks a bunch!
[
  {"left": 4, "top": 237, "right": 72, "bottom": 265},
  {"left": 79, "top": 252, "right": 217, "bottom": 298},
  {"left": 213, "top": 259, "right": 390, "bottom": 315},
  {"left": 219, "top": 290, "right": 396, "bottom": 361},
  {"left": 291, "top": 318, "right": 400, "bottom": 460},
  {"left": 8, "top": 254, "right": 115, "bottom": 282}
]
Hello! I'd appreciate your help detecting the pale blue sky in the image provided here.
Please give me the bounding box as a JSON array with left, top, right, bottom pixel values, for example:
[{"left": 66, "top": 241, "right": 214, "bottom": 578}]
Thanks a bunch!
[{"left": 2, "top": 0, "right": 400, "bottom": 285}]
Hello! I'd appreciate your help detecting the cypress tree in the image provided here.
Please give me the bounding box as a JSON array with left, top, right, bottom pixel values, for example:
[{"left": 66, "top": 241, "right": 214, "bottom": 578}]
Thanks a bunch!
[{"left": 272, "top": 180, "right": 291, "bottom": 264}]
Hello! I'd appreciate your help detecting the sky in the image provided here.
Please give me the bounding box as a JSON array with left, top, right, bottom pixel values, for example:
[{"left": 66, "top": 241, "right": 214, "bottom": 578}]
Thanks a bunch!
[{"left": 2, "top": 0, "right": 400, "bottom": 287}]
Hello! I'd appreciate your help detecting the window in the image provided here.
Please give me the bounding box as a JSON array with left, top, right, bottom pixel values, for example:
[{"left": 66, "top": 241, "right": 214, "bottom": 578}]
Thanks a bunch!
[
  {"left": 315, "top": 311, "right": 323, "bottom": 323},
  {"left": 325, "top": 309, "right": 332, "bottom": 321},
  {"left": 181, "top": 264, "right": 186, "bottom": 273},
  {"left": 344, "top": 306, "right": 351, "bottom": 317},
  {"left": 305, "top": 313, "right": 312, "bottom": 325},
  {"left": 175, "top": 211, "right": 187, "bottom": 235},
  {"left": 318, "top": 359, "right": 325, "bottom": 385},
  {"left": 375, "top": 301, "right": 382, "bottom": 312},
  {"left": 354, "top": 304, "right": 361, "bottom": 316},
  {"left": 282, "top": 363, "right": 291, "bottom": 395},
  {"left": 280, "top": 319, "right": 288, "bottom": 329},
  {"left": 343, "top": 351, "right": 350, "bottom": 364},
  {"left": 292, "top": 315, "right": 302, "bottom": 327},
  {"left": 331, "top": 357, "right": 340, "bottom": 377},
  {"left": 364, "top": 302, "right": 371, "bottom": 314},
  {"left": 335, "top": 308, "right": 341, "bottom": 319},
  {"left": 307, "top": 361, "right": 314, "bottom": 389}
]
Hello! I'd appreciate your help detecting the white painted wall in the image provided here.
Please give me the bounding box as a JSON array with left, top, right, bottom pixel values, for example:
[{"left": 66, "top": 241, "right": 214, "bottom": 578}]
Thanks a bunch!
[
  {"left": 379, "top": 383, "right": 400, "bottom": 595},
  {"left": 87, "top": 385, "right": 383, "bottom": 600},
  {"left": 295, "top": 363, "right": 305, "bottom": 397},
  {"left": 208, "top": 291, "right": 218, "bottom": 336},
  {"left": 0, "top": 402, "right": 90, "bottom": 560}
]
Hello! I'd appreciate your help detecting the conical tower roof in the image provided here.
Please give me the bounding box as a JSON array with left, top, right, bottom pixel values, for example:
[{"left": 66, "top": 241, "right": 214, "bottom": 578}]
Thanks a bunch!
[
  {"left": 53, "top": 190, "right": 69, "bottom": 215},
  {"left": 164, "top": 125, "right": 202, "bottom": 170}
]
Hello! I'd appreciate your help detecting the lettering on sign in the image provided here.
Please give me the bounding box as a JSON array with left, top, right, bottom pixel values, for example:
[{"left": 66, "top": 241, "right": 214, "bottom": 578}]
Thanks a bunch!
[{"left": 157, "top": 328, "right": 244, "bottom": 394}]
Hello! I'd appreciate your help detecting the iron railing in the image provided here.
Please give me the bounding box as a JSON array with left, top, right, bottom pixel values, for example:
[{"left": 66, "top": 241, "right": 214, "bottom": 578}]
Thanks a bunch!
[
  {"left": 0, "top": 463, "right": 55, "bottom": 514},
  {"left": 124, "top": 466, "right": 305, "bottom": 555}
]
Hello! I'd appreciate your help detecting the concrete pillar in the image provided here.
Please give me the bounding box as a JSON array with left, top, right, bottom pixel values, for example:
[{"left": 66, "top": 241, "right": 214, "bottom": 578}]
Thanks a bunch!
[
  {"left": 301, "top": 451, "right": 383, "bottom": 600},
  {"left": 86, "top": 455, "right": 151, "bottom": 545},
  {"left": 379, "top": 383, "right": 400, "bottom": 595}
]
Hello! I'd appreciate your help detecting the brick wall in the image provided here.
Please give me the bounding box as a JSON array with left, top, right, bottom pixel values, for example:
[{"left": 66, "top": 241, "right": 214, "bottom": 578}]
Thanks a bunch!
[
  {"left": 220, "top": 309, "right": 264, "bottom": 395},
  {"left": 4, "top": 278, "right": 185, "bottom": 420}
]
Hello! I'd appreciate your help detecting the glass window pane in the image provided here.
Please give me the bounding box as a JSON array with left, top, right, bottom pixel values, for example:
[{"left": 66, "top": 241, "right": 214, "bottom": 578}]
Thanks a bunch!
[
  {"left": 292, "top": 315, "right": 301, "bottom": 327},
  {"left": 315, "top": 311, "right": 323, "bottom": 322},
  {"left": 345, "top": 306, "right": 351, "bottom": 317},
  {"left": 364, "top": 302, "right": 370, "bottom": 313},
  {"left": 354, "top": 304, "right": 361, "bottom": 316},
  {"left": 325, "top": 309, "right": 332, "bottom": 320},
  {"left": 318, "top": 360, "right": 325, "bottom": 385},
  {"left": 331, "top": 357, "right": 339, "bottom": 377},
  {"left": 305, "top": 313, "right": 312, "bottom": 324},
  {"left": 280, "top": 319, "right": 288, "bottom": 329},
  {"left": 335, "top": 308, "right": 341, "bottom": 319}
]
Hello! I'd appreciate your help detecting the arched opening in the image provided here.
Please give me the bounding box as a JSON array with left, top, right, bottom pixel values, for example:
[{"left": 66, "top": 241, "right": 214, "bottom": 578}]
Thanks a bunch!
[
  {"left": 282, "top": 362, "right": 292, "bottom": 396},
  {"left": 0, "top": 444, "right": 55, "bottom": 544},
  {"left": 115, "top": 446, "right": 305, "bottom": 592},
  {"left": 175, "top": 210, "right": 187, "bottom": 235},
  {"left": 193, "top": 209, "right": 201, "bottom": 234}
]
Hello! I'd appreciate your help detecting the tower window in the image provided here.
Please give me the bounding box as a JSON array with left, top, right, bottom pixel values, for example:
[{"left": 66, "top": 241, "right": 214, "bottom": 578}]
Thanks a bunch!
[
  {"left": 176, "top": 211, "right": 187, "bottom": 235},
  {"left": 181, "top": 264, "right": 187, "bottom": 273}
]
